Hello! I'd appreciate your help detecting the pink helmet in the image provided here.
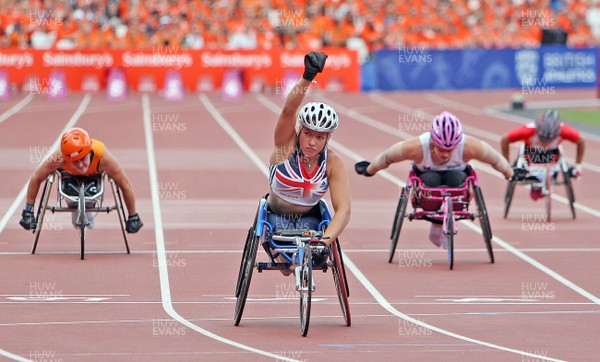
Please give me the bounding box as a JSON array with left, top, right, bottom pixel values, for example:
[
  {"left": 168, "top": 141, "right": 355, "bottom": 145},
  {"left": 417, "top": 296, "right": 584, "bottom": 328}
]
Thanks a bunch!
[{"left": 430, "top": 111, "right": 463, "bottom": 151}]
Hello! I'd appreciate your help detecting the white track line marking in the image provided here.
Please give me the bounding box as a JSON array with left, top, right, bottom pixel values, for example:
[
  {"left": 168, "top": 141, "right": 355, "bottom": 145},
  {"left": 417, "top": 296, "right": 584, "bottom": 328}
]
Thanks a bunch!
[
  {"left": 0, "top": 94, "right": 91, "bottom": 362},
  {"left": 0, "top": 348, "right": 29, "bottom": 362},
  {"left": 144, "top": 94, "right": 296, "bottom": 362},
  {"left": 252, "top": 93, "right": 562, "bottom": 361},
  {"left": 0, "top": 93, "right": 91, "bottom": 239},
  {"left": 324, "top": 95, "right": 600, "bottom": 218},
  {"left": 342, "top": 255, "right": 563, "bottom": 361},
  {"left": 0, "top": 94, "right": 34, "bottom": 124},
  {"left": 326, "top": 127, "right": 600, "bottom": 305}
]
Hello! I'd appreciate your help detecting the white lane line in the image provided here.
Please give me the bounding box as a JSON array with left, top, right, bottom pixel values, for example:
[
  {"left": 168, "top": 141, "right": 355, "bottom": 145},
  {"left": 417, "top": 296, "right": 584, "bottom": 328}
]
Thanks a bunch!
[
  {"left": 252, "top": 93, "right": 564, "bottom": 361},
  {"left": 0, "top": 94, "right": 34, "bottom": 124},
  {"left": 328, "top": 134, "right": 600, "bottom": 305},
  {"left": 0, "top": 93, "right": 77, "bottom": 362},
  {"left": 199, "top": 95, "right": 269, "bottom": 178},
  {"left": 143, "top": 94, "right": 295, "bottom": 362},
  {"left": 0, "top": 94, "right": 91, "bottom": 236},
  {"left": 342, "top": 255, "right": 563, "bottom": 362},
  {"left": 0, "top": 348, "right": 29, "bottom": 362},
  {"left": 325, "top": 95, "right": 600, "bottom": 218}
]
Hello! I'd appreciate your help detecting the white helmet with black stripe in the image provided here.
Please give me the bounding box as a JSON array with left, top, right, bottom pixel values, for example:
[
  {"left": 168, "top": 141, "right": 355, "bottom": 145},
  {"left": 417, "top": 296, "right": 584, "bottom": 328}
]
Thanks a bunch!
[{"left": 297, "top": 102, "right": 339, "bottom": 133}]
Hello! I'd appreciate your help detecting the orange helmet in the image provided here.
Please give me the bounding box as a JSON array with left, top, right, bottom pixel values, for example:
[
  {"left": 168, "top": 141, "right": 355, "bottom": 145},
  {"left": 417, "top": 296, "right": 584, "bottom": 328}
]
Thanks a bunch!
[{"left": 61, "top": 128, "right": 92, "bottom": 162}]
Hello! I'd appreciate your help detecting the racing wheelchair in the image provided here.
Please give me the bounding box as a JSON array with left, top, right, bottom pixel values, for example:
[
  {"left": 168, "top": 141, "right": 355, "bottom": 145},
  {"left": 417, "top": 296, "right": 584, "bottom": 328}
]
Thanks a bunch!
[
  {"left": 31, "top": 171, "right": 130, "bottom": 260},
  {"left": 389, "top": 165, "right": 493, "bottom": 270},
  {"left": 504, "top": 144, "right": 576, "bottom": 222},
  {"left": 234, "top": 195, "right": 351, "bottom": 337}
]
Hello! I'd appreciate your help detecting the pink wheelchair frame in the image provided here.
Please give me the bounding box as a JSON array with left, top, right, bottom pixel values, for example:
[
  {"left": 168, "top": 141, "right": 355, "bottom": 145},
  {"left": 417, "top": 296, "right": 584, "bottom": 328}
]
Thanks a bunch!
[{"left": 389, "top": 164, "right": 493, "bottom": 270}]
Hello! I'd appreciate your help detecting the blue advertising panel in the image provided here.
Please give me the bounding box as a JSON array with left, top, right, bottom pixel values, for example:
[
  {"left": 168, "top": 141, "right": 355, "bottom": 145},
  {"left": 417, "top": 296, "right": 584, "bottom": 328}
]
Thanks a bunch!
[{"left": 373, "top": 46, "right": 596, "bottom": 91}]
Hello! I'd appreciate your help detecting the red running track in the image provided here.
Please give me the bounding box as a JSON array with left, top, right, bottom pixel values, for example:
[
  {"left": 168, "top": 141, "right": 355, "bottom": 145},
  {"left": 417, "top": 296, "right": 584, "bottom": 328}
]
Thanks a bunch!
[{"left": 0, "top": 88, "right": 599, "bottom": 361}]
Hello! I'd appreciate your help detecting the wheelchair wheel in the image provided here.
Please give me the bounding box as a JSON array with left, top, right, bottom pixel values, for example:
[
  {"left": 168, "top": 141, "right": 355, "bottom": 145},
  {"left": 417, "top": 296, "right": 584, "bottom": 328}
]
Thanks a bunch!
[
  {"left": 110, "top": 178, "right": 130, "bottom": 254},
  {"left": 503, "top": 180, "right": 516, "bottom": 219},
  {"left": 443, "top": 196, "right": 454, "bottom": 270},
  {"left": 331, "top": 239, "right": 351, "bottom": 326},
  {"left": 78, "top": 183, "right": 86, "bottom": 260},
  {"left": 235, "top": 227, "right": 254, "bottom": 298},
  {"left": 32, "top": 176, "right": 54, "bottom": 254},
  {"left": 234, "top": 227, "right": 259, "bottom": 326},
  {"left": 474, "top": 186, "right": 494, "bottom": 264},
  {"left": 299, "top": 243, "right": 312, "bottom": 337},
  {"left": 389, "top": 186, "right": 411, "bottom": 263},
  {"left": 561, "top": 167, "right": 576, "bottom": 219},
  {"left": 544, "top": 171, "right": 552, "bottom": 223}
]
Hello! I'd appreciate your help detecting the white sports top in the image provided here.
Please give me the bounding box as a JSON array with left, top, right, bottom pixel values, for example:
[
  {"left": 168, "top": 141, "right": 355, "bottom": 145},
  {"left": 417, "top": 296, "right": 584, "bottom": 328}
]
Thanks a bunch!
[{"left": 416, "top": 132, "right": 466, "bottom": 172}]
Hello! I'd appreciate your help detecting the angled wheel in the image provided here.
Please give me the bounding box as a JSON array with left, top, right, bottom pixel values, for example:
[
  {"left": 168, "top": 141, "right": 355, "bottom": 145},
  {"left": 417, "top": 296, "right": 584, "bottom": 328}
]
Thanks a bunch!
[
  {"left": 389, "top": 186, "right": 411, "bottom": 263},
  {"left": 32, "top": 176, "right": 54, "bottom": 254},
  {"left": 561, "top": 167, "right": 576, "bottom": 219},
  {"left": 503, "top": 180, "right": 516, "bottom": 219},
  {"left": 544, "top": 170, "right": 552, "bottom": 223},
  {"left": 443, "top": 196, "right": 454, "bottom": 270},
  {"left": 235, "top": 227, "right": 254, "bottom": 298},
  {"left": 234, "top": 227, "right": 259, "bottom": 326},
  {"left": 110, "top": 178, "right": 130, "bottom": 254},
  {"left": 299, "top": 244, "right": 312, "bottom": 337},
  {"left": 331, "top": 238, "right": 351, "bottom": 326},
  {"left": 474, "top": 186, "right": 494, "bottom": 264},
  {"left": 78, "top": 183, "right": 86, "bottom": 260}
]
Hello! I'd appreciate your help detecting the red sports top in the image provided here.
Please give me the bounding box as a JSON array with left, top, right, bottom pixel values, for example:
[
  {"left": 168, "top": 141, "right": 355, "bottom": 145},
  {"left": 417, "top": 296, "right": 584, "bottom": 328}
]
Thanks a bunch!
[{"left": 506, "top": 122, "right": 580, "bottom": 149}]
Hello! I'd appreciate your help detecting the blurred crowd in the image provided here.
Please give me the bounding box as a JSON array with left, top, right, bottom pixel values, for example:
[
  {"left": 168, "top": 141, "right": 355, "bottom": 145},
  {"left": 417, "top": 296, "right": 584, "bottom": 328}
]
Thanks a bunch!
[{"left": 1, "top": 0, "right": 599, "bottom": 61}]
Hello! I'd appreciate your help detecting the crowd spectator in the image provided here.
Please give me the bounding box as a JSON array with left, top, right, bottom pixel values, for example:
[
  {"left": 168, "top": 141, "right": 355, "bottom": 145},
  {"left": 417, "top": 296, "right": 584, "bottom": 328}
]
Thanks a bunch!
[{"left": 0, "top": 0, "right": 597, "bottom": 59}]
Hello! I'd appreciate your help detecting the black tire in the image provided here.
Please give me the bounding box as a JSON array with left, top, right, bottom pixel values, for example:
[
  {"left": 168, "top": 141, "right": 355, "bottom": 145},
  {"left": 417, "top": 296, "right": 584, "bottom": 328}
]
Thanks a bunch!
[
  {"left": 562, "top": 167, "right": 576, "bottom": 219},
  {"left": 32, "top": 177, "right": 53, "bottom": 254},
  {"left": 236, "top": 204, "right": 260, "bottom": 297},
  {"left": 503, "top": 180, "right": 516, "bottom": 219},
  {"left": 79, "top": 183, "right": 86, "bottom": 260},
  {"left": 545, "top": 170, "right": 552, "bottom": 223},
  {"left": 474, "top": 186, "right": 494, "bottom": 264},
  {"left": 331, "top": 239, "right": 351, "bottom": 326},
  {"left": 444, "top": 196, "right": 454, "bottom": 270},
  {"left": 235, "top": 227, "right": 254, "bottom": 298},
  {"left": 300, "top": 244, "right": 312, "bottom": 337},
  {"left": 389, "top": 186, "right": 410, "bottom": 263},
  {"left": 234, "top": 229, "right": 258, "bottom": 326},
  {"left": 111, "top": 178, "right": 130, "bottom": 254}
]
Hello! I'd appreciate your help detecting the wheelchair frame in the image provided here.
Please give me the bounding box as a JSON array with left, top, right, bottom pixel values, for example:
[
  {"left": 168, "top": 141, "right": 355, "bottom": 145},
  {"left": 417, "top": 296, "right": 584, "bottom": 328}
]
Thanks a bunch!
[
  {"left": 504, "top": 144, "right": 576, "bottom": 222},
  {"left": 389, "top": 164, "right": 493, "bottom": 270},
  {"left": 31, "top": 171, "right": 130, "bottom": 260},
  {"left": 234, "top": 195, "right": 350, "bottom": 336}
]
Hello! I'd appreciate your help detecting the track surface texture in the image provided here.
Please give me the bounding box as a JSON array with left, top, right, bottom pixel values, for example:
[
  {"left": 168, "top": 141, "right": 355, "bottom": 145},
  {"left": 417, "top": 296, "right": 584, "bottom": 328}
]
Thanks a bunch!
[{"left": 1, "top": 88, "right": 599, "bottom": 362}]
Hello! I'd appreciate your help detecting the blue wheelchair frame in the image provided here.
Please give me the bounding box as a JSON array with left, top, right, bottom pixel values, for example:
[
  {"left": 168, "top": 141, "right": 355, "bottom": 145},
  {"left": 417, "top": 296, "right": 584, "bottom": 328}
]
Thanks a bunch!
[
  {"left": 254, "top": 197, "right": 332, "bottom": 272},
  {"left": 234, "top": 195, "right": 351, "bottom": 336}
]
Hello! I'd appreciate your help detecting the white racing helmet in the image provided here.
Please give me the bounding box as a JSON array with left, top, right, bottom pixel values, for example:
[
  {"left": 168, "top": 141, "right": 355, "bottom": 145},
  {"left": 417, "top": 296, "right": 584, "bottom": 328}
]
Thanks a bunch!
[{"left": 297, "top": 102, "right": 339, "bottom": 133}]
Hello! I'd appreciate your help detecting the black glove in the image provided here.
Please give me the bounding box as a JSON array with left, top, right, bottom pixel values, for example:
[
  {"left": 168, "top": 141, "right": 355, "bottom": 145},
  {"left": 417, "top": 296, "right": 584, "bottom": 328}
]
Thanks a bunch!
[
  {"left": 303, "top": 51, "right": 328, "bottom": 82},
  {"left": 510, "top": 167, "right": 528, "bottom": 182},
  {"left": 355, "top": 161, "right": 374, "bottom": 177},
  {"left": 311, "top": 241, "right": 330, "bottom": 266},
  {"left": 19, "top": 203, "right": 37, "bottom": 230},
  {"left": 568, "top": 165, "right": 582, "bottom": 179},
  {"left": 126, "top": 213, "right": 143, "bottom": 233}
]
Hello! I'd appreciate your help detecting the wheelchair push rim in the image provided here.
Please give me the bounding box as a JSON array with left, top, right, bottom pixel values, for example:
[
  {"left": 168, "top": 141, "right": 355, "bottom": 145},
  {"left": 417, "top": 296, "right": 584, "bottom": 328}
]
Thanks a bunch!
[
  {"left": 32, "top": 174, "right": 54, "bottom": 254},
  {"left": 443, "top": 195, "right": 454, "bottom": 270},
  {"left": 332, "top": 238, "right": 351, "bottom": 326},
  {"left": 389, "top": 186, "right": 411, "bottom": 263},
  {"left": 299, "top": 243, "right": 312, "bottom": 337},
  {"left": 234, "top": 227, "right": 259, "bottom": 326},
  {"left": 474, "top": 186, "right": 494, "bottom": 264}
]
